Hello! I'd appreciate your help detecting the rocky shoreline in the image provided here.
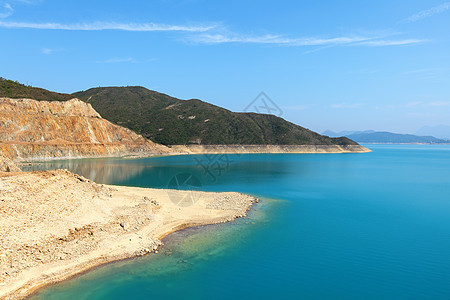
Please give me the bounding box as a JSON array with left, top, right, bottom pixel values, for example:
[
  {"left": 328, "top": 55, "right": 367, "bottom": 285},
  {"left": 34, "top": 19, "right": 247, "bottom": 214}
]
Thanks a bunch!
[
  {"left": 1, "top": 143, "right": 371, "bottom": 163},
  {"left": 169, "top": 144, "right": 371, "bottom": 154},
  {"left": 0, "top": 97, "right": 172, "bottom": 162},
  {"left": 0, "top": 167, "right": 256, "bottom": 299}
]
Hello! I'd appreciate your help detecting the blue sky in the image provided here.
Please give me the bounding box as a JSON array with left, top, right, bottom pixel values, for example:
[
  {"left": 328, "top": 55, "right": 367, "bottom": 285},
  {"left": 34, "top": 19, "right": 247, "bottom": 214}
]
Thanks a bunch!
[{"left": 1, "top": 0, "right": 449, "bottom": 134}]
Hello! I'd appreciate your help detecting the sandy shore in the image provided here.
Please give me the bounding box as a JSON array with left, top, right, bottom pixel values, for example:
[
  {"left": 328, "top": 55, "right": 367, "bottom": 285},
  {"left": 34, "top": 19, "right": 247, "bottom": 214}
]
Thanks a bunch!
[
  {"left": 0, "top": 169, "right": 256, "bottom": 299},
  {"left": 168, "top": 144, "right": 371, "bottom": 154}
]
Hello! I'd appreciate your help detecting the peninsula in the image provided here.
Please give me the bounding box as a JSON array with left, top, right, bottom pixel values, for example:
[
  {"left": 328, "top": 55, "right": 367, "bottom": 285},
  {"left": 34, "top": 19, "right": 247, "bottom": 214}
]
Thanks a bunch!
[{"left": 0, "top": 159, "right": 256, "bottom": 299}]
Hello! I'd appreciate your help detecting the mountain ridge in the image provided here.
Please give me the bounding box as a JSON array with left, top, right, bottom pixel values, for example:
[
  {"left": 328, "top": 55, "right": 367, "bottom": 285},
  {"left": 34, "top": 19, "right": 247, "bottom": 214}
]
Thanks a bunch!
[
  {"left": 323, "top": 130, "right": 449, "bottom": 144},
  {"left": 1, "top": 78, "right": 369, "bottom": 154},
  {"left": 73, "top": 86, "right": 359, "bottom": 147}
]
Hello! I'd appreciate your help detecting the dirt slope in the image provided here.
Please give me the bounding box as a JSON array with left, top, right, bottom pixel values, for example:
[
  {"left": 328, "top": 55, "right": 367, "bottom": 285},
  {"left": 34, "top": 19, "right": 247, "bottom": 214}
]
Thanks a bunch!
[{"left": 0, "top": 97, "right": 171, "bottom": 160}]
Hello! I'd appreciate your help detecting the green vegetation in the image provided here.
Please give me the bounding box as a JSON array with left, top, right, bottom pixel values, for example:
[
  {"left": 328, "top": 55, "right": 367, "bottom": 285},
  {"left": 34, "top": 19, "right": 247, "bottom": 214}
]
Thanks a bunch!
[
  {"left": 0, "top": 78, "right": 73, "bottom": 102},
  {"left": 0, "top": 78, "right": 358, "bottom": 146},
  {"left": 73, "top": 86, "right": 358, "bottom": 146}
]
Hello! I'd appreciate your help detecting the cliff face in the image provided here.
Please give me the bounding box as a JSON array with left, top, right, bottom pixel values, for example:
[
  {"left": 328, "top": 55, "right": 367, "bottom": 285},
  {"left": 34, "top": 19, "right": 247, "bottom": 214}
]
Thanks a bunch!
[{"left": 0, "top": 97, "right": 171, "bottom": 160}]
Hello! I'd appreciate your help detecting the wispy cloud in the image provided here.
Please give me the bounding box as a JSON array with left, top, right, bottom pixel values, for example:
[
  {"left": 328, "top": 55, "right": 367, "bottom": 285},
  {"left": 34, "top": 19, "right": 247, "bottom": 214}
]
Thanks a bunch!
[
  {"left": 0, "top": 21, "right": 215, "bottom": 32},
  {"left": 0, "top": 14, "right": 426, "bottom": 50},
  {"left": 189, "top": 33, "right": 375, "bottom": 46},
  {"left": 96, "top": 57, "right": 157, "bottom": 64},
  {"left": 404, "top": 2, "right": 450, "bottom": 22},
  {"left": 356, "top": 39, "right": 426, "bottom": 46},
  {"left": 0, "top": 0, "right": 42, "bottom": 19},
  {"left": 0, "top": 3, "right": 14, "bottom": 18},
  {"left": 188, "top": 32, "right": 427, "bottom": 48}
]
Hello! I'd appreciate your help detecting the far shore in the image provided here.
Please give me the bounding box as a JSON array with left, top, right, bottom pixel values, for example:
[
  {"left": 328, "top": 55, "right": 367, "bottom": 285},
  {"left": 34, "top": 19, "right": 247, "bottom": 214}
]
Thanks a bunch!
[{"left": 4, "top": 143, "right": 371, "bottom": 163}]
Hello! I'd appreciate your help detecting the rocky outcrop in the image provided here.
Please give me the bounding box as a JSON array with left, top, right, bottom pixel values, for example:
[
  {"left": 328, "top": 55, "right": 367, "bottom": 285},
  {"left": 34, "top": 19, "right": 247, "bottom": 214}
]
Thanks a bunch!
[
  {"left": 0, "top": 155, "right": 21, "bottom": 172},
  {"left": 0, "top": 97, "right": 171, "bottom": 161}
]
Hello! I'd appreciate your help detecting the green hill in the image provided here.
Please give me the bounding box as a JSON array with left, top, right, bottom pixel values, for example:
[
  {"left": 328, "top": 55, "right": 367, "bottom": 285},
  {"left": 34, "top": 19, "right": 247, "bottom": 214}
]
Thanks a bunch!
[
  {"left": 0, "top": 78, "right": 73, "bottom": 102},
  {"left": 0, "top": 78, "right": 359, "bottom": 146},
  {"left": 73, "top": 86, "right": 357, "bottom": 146}
]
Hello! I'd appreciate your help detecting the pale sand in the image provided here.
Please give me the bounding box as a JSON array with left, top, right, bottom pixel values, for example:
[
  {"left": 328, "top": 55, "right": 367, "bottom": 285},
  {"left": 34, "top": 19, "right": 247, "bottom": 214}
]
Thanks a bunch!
[
  {"left": 168, "top": 144, "right": 371, "bottom": 154},
  {"left": 0, "top": 170, "right": 256, "bottom": 299}
]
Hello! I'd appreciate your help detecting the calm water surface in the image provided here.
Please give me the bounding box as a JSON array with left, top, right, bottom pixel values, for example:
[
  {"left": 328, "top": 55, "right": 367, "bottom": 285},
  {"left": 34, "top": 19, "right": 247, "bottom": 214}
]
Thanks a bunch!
[{"left": 27, "top": 145, "right": 450, "bottom": 299}]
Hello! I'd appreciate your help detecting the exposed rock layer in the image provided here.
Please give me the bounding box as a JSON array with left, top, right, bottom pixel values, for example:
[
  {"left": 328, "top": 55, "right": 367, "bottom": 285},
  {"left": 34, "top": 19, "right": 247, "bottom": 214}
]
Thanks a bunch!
[
  {"left": 0, "top": 97, "right": 370, "bottom": 161},
  {"left": 0, "top": 97, "right": 171, "bottom": 160}
]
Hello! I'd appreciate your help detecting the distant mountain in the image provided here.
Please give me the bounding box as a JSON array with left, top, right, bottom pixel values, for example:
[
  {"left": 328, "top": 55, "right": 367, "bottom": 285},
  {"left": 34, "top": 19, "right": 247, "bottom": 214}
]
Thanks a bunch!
[
  {"left": 73, "top": 86, "right": 358, "bottom": 146},
  {"left": 323, "top": 128, "right": 449, "bottom": 144},
  {"left": 345, "top": 132, "right": 448, "bottom": 144},
  {"left": 416, "top": 125, "right": 450, "bottom": 140},
  {"left": 323, "top": 130, "right": 375, "bottom": 138}
]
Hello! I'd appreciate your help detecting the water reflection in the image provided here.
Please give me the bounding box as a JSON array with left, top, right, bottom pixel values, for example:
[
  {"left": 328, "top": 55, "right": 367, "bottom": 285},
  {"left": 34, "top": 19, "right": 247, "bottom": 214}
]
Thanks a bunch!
[
  {"left": 21, "top": 158, "right": 150, "bottom": 185},
  {"left": 22, "top": 154, "right": 312, "bottom": 191}
]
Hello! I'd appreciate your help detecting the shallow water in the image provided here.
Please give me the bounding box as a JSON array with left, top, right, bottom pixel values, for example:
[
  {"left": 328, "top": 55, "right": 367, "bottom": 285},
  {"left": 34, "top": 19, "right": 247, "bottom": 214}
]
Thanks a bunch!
[{"left": 28, "top": 145, "right": 450, "bottom": 299}]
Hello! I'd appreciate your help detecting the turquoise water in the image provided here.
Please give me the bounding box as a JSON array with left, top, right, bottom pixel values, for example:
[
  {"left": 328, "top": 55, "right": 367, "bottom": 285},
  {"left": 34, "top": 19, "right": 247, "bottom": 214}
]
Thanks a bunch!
[{"left": 29, "top": 145, "right": 450, "bottom": 299}]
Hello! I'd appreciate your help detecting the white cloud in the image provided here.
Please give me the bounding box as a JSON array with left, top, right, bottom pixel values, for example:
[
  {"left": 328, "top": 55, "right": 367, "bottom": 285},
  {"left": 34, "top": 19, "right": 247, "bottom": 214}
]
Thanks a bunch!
[
  {"left": 0, "top": 0, "right": 41, "bottom": 19},
  {"left": 0, "top": 3, "right": 14, "bottom": 18},
  {"left": 404, "top": 2, "right": 450, "bottom": 22},
  {"left": 189, "top": 33, "right": 374, "bottom": 46},
  {"left": 0, "top": 21, "right": 215, "bottom": 32},
  {"left": 188, "top": 32, "right": 427, "bottom": 48},
  {"left": 0, "top": 13, "right": 426, "bottom": 50},
  {"left": 356, "top": 39, "right": 426, "bottom": 46}
]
